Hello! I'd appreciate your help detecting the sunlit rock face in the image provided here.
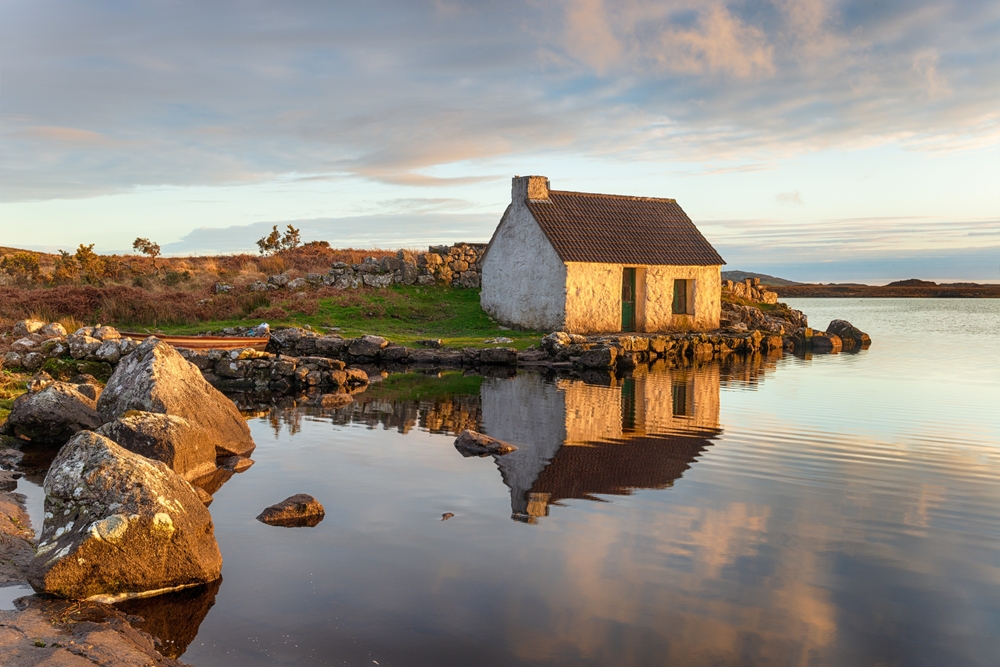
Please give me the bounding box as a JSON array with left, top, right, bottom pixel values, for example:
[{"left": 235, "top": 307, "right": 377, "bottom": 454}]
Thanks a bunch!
[
  {"left": 27, "top": 431, "right": 222, "bottom": 602},
  {"left": 96, "top": 412, "right": 219, "bottom": 482},
  {"left": 97, "top": 337, "right": 255, "bottom": 459}
]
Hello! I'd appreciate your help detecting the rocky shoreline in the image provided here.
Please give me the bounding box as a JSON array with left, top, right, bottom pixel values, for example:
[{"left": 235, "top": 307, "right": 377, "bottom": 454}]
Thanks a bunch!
[{"left": 0, "top": 285, "right": 871, "bottom": 665}]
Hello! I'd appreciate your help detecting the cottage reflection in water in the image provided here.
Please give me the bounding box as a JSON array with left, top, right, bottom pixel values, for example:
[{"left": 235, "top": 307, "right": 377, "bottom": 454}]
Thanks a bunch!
[
  {"left": 480, "top": 367, "right": 721, "bottom": 523},
  {"left": 243, "top": 363, "right": 732, "bottom": 524}
]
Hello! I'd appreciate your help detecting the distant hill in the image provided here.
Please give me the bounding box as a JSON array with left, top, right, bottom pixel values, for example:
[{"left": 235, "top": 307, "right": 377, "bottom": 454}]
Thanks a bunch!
[
  {"left": 885, "top": 278, "right": 937, "bottom": 287},
  {"left": 722, "top": 270, "right": 801, "bottom": 287}
]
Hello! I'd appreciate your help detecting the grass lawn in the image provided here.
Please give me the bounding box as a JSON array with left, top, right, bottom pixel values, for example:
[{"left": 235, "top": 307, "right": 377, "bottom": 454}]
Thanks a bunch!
[{"left": 154, "top": 285, "right": 544, "bottom": 350}]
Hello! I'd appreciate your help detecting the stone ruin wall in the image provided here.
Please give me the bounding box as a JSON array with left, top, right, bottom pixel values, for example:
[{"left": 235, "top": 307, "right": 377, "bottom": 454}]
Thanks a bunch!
[{"left": 239, "top": 242, "right": 488, "bottom": 294}]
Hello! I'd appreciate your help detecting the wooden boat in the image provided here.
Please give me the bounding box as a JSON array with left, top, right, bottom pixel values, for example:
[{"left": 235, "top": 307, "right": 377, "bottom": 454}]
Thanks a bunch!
[{"left": 120, "top": 332, "right": 270, "bottom": 352}]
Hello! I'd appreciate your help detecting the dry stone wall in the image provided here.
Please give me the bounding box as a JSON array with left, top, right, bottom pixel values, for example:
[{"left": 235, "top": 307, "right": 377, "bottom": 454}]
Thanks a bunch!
[{"left": 229, "top": 243, "right": 487, "bottom": 295}]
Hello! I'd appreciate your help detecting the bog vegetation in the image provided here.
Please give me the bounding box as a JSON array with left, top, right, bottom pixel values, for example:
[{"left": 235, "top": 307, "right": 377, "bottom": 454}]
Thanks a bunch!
[{"left": 0, "top": 235, "right": 538, "bottom": 351}]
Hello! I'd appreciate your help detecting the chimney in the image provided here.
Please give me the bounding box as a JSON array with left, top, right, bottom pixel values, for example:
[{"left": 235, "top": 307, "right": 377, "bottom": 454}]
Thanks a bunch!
[{"left": 512, "top": 175, "right": 550, "bottom": 203}]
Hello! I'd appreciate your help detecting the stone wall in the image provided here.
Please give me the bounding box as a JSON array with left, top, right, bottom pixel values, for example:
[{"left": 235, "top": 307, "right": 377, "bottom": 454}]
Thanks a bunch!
[
  {"left": 231, "top": 243, "right": 488, "bottom": 295},
  {"left": 723, "top": 277, "right": 778, "bottom": 304}
]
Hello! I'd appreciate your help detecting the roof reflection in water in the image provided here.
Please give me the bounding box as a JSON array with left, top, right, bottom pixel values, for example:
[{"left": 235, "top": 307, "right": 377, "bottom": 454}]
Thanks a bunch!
[{"left": 482, "top": 366, "right": 722, "bottom": 523}]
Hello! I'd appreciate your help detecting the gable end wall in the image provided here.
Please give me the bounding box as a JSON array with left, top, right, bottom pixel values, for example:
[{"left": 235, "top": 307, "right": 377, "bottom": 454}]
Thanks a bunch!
[{"left": 480, "top": 205, "right": 567, "bottom": 331}]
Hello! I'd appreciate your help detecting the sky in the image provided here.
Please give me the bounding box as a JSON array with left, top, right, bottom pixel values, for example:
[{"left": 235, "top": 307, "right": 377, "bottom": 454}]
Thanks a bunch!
[{"left": 1, "top": 0, "right": 998, "bottom": 283}]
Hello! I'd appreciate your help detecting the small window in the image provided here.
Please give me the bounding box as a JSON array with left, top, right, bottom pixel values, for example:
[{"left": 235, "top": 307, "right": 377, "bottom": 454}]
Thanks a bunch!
[{"left": 672, "top": 279, "right": 688, "bottom": 315}]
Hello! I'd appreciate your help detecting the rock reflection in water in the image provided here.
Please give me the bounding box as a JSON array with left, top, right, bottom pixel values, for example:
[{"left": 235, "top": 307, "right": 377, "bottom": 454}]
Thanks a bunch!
[
  {"left": 483, "top": 364, "right": 722, "bottom": 523},
  {"left": 114, "top": 577, "right": 222, "bottom": 659}
]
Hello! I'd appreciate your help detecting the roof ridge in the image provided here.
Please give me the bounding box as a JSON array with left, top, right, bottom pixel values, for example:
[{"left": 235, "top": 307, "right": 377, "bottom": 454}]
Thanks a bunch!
[{"left": 548, "top": 189, "right": 677, "bottom": 204}]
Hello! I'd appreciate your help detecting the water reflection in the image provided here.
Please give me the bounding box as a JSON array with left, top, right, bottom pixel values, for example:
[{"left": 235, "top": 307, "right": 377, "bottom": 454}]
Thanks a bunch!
[
  {"left": 115, "top": 578, "right": 222, "bottom": 658},
  {"left": 482, "top": 367, "right": 722, "bottom": 523},
  {"left": 235, "top": 355, "right": 785, "bottom": 527}
]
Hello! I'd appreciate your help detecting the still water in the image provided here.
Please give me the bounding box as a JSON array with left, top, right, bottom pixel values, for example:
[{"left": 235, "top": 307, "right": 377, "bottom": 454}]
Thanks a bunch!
[{"left": 26, "top": 300, "right": 1000, "bottom": 665}]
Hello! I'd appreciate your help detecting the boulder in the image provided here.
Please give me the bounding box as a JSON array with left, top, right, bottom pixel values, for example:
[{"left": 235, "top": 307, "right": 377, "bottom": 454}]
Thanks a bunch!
[
  {"left": 1, "top": 381, "right": 102, "bottom": 443},
  {"left": 577, "top": 346, "right": 618, "bottom": 369},
  {"left": 12, "top": 319, "right": 45, "bottom": 338},
  {"left": 362, "top": 273, "right": 393, "bottom": 288},
  {"left": 92, "top": 326, "right": 121, "bottom": 341},
  {"left": 96, "top": 338, "right": 256, "bottom": 459},
  {"left": 67, "top": 334, "right": 102, "bottom": 359},
  {"left": 39, "top": 322, "right": 68, "bottom": 337},
  {"left": 10, "top": 336, "right": 40, "bottom": 355},
  {"left": 541, "top": 331, "right": 572, "bottom": 352},
  {"left": 479, "top": 347, "right": 517, "bottom": 365},
  {"left": 257, "top": 494, "right": 325, "bottom": 527},
  {"left": 39, "top": 338, "right": 68, "bottom": 358},
  {"left": 268, "top": 273, "right": 290, "bottom": 287},
  {"left": 826, "top": 319, "right": 871, "bottom": 348},
  {"left": 454, "top": 430, "right": 518, "bottom": 457},
  {"left": 27, "top": 431, "right": 222, "bottom": 602},
  {"left": 348, "top": 335, "right": 388, "bottom": 357},
  {"left": 94, "top": 339, "right": 122, "bottom": 364},
  {"left": 810, "top": 332, "right": 843, "bottom": 353},
  {"left": 20, "top": 352, "right": 45, "bottom": 371},
  {"left": 96, "top": 412, "right": 219, "bottom": 482}
]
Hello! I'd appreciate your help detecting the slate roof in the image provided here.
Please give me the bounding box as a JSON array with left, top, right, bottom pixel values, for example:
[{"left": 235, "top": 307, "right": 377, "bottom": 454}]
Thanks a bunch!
[{"left": 525, "top": 190, "right": 725, "bottom": 266}]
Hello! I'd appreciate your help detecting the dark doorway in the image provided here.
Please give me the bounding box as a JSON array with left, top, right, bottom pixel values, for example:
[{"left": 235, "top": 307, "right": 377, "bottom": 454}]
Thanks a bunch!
[{"left": 622, "top": 268, "right": 636, "bottom": 332}]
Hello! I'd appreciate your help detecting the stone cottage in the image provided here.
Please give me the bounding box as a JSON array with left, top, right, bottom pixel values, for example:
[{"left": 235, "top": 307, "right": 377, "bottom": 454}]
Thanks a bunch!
[{"left": 481, "top": 176, "right": 725, "bottom": 333}]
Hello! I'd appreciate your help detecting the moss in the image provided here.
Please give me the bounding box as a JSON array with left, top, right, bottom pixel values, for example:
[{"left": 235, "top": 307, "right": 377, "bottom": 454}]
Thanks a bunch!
[
  {"left": 41, "top": 357, "right": 113, "bottom": 382},
  {"left": 75, "top": 361, "right": 114, "bottom": 382}
]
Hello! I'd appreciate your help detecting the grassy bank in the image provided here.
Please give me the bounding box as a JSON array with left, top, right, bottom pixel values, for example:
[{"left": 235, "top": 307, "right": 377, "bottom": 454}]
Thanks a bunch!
[
  {"left": 161, "top": 285, "right": 543, "bottom": 350},
  {"left": 0, "top": 284, "right": 542, "bottom": 350}
]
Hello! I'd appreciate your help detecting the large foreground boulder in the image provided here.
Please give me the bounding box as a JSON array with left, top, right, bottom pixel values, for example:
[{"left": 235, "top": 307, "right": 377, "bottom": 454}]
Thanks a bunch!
[
  {"left": 28, "top": 431, "right": 223, "bottom": 602},
  {"left": 97, "top": 338, "right": 255, "bottom": 459},
  {"left": 96, "top": 411, "right": 218, "bottom": 482},
  {"left": 0, "top": 380, "right": 101, "bottom": 443}
]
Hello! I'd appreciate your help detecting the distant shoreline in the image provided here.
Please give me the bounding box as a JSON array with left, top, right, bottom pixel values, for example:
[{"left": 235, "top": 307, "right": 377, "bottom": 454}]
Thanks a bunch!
[{"left": 771, "top": 283, "right": 1000, "bottom": 298}]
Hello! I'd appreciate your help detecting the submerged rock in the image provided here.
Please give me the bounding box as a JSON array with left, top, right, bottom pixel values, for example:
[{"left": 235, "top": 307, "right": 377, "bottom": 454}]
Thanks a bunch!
[
  {"left": 96, "top": 338, "right": 255, "bottom": 459},
  {"left": 28, "top": 431, "right": 223, "bottom": 602},
  {"left": 454, "top": 430, "right": 518, "bottom": 457},
  {"left": 96, "top": 411, "right": 218, "bottom": 482},
  {"left": 0, "top": 381, "right": 101, "bottom": 443},
  {"left": 257, "top": 494, "right": 325, "bottom": 527},
  {"left": 220, "top": 455, "right": 254, "bottom": 472}
]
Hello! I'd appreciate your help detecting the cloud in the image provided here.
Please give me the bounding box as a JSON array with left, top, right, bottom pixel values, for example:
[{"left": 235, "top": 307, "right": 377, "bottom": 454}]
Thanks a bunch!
[
  {"left": 912, "top": 49, "right": 953, "bottom": 99},
  {"left": 775, "top": 191, "right": 802, "bottom": 204},
  {"left": 0, "top": 1, "right": 996, "bottom": 202}
]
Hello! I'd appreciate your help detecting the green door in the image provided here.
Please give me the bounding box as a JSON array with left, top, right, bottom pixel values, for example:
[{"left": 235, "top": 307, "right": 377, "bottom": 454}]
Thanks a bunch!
[{"left": 621, "top": 268, "right": 636, "bottom": 332}]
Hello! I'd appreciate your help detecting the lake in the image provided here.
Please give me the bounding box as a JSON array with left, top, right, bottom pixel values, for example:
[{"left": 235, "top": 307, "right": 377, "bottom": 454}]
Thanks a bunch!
[{"left": 15, "top": 298, "right": 1000, "bottom": 666}]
